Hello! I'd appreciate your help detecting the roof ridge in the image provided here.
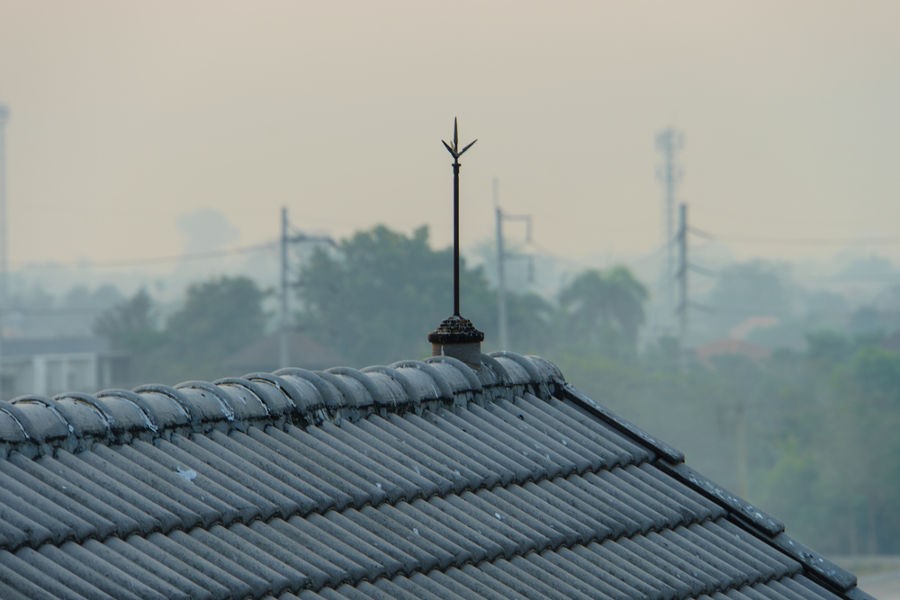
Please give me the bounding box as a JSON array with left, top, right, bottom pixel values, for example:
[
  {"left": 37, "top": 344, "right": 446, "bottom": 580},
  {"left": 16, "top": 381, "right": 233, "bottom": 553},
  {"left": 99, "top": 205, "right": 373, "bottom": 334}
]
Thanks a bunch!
[{"left": 0, "top": 352, "right": 564, "bottom": 460}]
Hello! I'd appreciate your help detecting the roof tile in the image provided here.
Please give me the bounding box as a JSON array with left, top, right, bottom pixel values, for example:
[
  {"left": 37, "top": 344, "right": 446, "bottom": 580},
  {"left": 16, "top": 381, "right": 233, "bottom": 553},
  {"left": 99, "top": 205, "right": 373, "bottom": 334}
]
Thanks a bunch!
[{"left": 0, "top": 352, "right": 870, "bottom": 599}]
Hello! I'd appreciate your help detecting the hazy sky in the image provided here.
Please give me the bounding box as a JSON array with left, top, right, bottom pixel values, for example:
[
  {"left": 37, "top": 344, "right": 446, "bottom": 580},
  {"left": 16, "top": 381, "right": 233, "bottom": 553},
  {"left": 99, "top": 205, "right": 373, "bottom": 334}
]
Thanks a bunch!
[{"left": 1, "top": 1, "right": 899, "bottom": 268}]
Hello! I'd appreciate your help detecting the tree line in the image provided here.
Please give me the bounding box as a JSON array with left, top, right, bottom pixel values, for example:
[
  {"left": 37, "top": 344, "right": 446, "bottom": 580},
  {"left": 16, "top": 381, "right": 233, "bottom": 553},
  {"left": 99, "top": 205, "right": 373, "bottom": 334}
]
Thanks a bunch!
[{"left": 95, "top": 223, "right": 900, "bottom": 555}]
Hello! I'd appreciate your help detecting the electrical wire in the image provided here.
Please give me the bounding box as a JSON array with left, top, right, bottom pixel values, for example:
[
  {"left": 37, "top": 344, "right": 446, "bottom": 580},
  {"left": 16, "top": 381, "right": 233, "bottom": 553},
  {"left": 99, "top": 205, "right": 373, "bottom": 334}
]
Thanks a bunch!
[{"left": 11, "top": 240, "right": 279, "bottom": 270}]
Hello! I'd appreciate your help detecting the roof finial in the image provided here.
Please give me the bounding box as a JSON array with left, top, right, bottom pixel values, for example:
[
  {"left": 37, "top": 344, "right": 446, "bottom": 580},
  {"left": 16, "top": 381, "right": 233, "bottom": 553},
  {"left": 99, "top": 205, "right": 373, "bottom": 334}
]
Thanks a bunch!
[{"left": 428, "top": 118, "right": 484, "bottom": 368}]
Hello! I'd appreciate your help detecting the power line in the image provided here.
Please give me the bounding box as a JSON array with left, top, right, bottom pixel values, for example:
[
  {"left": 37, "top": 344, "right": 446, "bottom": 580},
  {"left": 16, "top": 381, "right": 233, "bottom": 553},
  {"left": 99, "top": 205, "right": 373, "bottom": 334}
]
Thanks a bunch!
[
  {"left": 11, "top": 240, "right": 279, "bottom": 270},
  {"left": 688, "top": 230, "right": 900, "bottom": 246}
]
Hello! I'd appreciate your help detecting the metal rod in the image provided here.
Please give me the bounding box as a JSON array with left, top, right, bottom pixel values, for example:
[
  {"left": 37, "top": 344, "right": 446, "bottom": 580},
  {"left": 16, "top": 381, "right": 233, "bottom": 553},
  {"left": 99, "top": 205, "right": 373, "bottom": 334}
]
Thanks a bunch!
[
  {"left": 453, "top": 156, "right": 460, "bottom": 315},
  {"left": 441, "top": 118, "right": 476, "bottom": 317}
]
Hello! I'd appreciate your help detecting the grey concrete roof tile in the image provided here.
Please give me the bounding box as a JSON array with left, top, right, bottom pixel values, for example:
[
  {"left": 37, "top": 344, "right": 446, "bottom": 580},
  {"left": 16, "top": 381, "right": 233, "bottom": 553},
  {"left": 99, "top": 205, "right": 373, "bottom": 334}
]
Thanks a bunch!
[
  {"left": 265, "top": 426, "right": 384, "bottom": 508},
  {"left": 713, "top": 520, "right": 801, "bottom": 577},
  {"left": 191, "top": 526, "right": 294, "bottom": 596},
  {"left": 470, "top": 401, "right": 590, "bottom": 473},
  {"left": 337, "top": 418, "right": 457, "bottom": 497},
  {"left": 794, "top": 574, "right": 848, "bottom": 599},
  {"left": 0, "top": 549, "right": 93, "bottom": 600},
  {"left": 249, "top": 519, "right": 345, "bottom": 590},
  {"left": 54, "top": 450, "right": 179, "bottom": 534},
  {"left": 441, "top": 491, "right": 537, "bottom": 556},
  {"left": 765, "top": 578, "right": 821, "bottom": 600},
  {"left": 114, "top": 441, "right": 242, "bottom": 527},
  {"left": 309, "top": 588, "right": 355, "bottom": 600},
  {"left": 550, "top": 475, "right": 643, "bottom": 537},
  {"left": 388, "top": 573, "right": 471, "bottom": 600},
  {"left": 144, "top": 530, "right": 254, "bottom": 598},
  {"left": 193, "top": 431, "right": 318, "bottom": 515},
  {"left": 688, "top": 522, "right": 779, "bottom": 581},
  {"left": 562, "top": 384, "right": 686, "bottom": 464},
  {"left": 317, "top": 420, "right": 442, "bottom": 501},
  {"left": 7, "top": 453, "right": 143, "bottom": 540},
  {"left": 169, "top": 435, "right": 299, "bottom": 519},
  {"left": 0, "top": 484, "right": 66, "bottom": 547},
  {"left": 370, "top": 503, "right": 467, "bottom": 570},
  {"left": 507, "top": 396, "right": 628, "bottom": 469},
  {"left": 735, "top": 584, "right": 779, "bottom": 600},
  {"left": 228, "top": 522, "right": 321, "bottom": 589},
  {"left": 403, "top": 497, "right": 500, "bottom": 562},
  {"left": 89, "top": 445, "right": 209, "bottom": 529},
  {"left": 636, "top": 529, "right": 729, "bottom": 593},
  {"left": 515, "top": 553, "right": 599, "bottom": 600},
  {"left": 398, "top": 411, "right": 527, "bottom": 485},
  {"left": 585, "top": 540, "right": 681, "bottom": 598},
  {"left": 93, "top": 536, "right": 210, "bottom": 599},
  {"left": 354, "top": 579, "right": 419, "bottom": 600},
  {"left": 418, "top": 569, "right": 497, "bottom": 600},
  {"left": 458, "top": 562, "right": 534, "bottom": 600},
  {"left": 306, "top": 423, "right": 421, "bottom": 504},
  {"left": 156, "top": 436, "right": 279, "bottom": 522},
  {"left": 528, "top": 551, "right": 609, "bottom": 599},
  {"left": 292, "top": 591, "right": 328, "bottom": 600},
  {"left": 355, "top": 504, "right": 454, "bottom": 571},
  {"left": 305, "top": 512, "right": 407, "bottom": 580},
  {"left": 524, "top": 393, "right": 654, "bottom": 463},
  {"left": 33, "top": 544, "right": 143, "bottom": 600},
  {"left": 36, "top": 543, "right": 156, "bottom": 600},
  {"left": 524, "top": 479, "right": 613, "bottom": 539},
  {"left": 480, "top": 557, "right": 572, "bottom": 600},
  {"left": 324, "top": 510, "right": 420, "bottom": 577},
  {"left": 430, "top": 493, "right": 524, "bottom": 556},
  {"left": 488, "top": 484, "right": 590, "bottom": 546},
  {"left": 589, "top": 467, "right": 689, "bottom": 527},
  {"left": 444, "top": 565, "right": 522, "bottom": 600},
  {"left": 0, "top": 554, "right": 79, "bottom": 600},
  {"left": 243, "top": 426, "right": 356, "bottom": 510},
  {"left": 542, "top": 546, "right": 636, "bottom": 600},
  {"left": 445, "top": 407, "right": 562, "bottom": 480},
  {"left": 371, "top": 413, "right": 500, "bottom": 490},
  {"left": 422, "top": 410, "right": 546, "bottom": 483},
  {"left": 278, "top": 515, "right": 380, "bottom": 584},
  {"left": 9, "top": 547, "right": 117, "bottom": 600},
  {"left": 565, "top": 471, "right": 661, "bottom": 537},
  {"left": 671, "top": 524, "right": 761, "bottom": 586},
  {"left": 631, "top": 462, "right": 726, "bottom": 519}
]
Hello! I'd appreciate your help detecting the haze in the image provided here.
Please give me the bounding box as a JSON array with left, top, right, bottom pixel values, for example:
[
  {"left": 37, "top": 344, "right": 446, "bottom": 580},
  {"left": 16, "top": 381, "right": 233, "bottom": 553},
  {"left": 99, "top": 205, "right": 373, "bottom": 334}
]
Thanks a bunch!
[{"left": 1, "top": 1, "right": 899, "bottom": 267}]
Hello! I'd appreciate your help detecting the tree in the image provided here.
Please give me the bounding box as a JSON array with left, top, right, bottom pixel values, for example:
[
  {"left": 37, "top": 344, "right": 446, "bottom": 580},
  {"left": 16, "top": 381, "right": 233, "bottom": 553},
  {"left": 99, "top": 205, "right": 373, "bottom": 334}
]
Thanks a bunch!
[
  {"left": 706, "top": 260, "right": 793, "bottom": 336},
  {"left": 94, "top": 288, "right": 162, "bottom": 353},
  {"left": 558, "top": 266, "right": 648, "bottom": 356},
  {"left": 163, "top": 276, "right": 268, "bottom": 381},
  {"left": 297, "top": 225, "right": 499, "bottom": 366}
]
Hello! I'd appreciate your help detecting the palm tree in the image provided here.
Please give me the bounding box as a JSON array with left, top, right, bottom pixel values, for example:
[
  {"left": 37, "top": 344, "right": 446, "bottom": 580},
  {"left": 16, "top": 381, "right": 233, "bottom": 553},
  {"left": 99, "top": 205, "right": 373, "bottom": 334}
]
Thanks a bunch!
[{"left": 559, "top": 266, "right": 648, "bottom": 355}]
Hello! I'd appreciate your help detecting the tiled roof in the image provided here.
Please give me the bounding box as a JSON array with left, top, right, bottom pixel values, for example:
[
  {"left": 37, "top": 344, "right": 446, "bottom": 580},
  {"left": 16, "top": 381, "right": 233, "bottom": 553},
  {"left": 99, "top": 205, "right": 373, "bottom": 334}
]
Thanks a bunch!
[{"left": 0, "top": 352, "right": 872, "bottom": 599}]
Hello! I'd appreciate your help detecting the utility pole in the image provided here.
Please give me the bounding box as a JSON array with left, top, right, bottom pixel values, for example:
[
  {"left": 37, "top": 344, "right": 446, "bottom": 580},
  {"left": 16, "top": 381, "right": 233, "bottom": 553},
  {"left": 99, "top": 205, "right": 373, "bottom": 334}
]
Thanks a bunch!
[
  {"left": 494, "top": 179, "right": 508, "bottom": 350},
  {"left": 278, "top": 207, "right": 336, "bottom": 369},
  {"left": 493, "top": 178, "right": 533, "bottom": 350},
  {"left": 279, "top": 206, "right": 289, "bottom": 368},
  {"left": 676, "top": 202, "right": 688, "bottom": 343},
  {"left": 0, "top": 104, "right": 8, "bottom": 401},
  {"left": 656, "top": 128, "right": 683, "bottom": 327}
]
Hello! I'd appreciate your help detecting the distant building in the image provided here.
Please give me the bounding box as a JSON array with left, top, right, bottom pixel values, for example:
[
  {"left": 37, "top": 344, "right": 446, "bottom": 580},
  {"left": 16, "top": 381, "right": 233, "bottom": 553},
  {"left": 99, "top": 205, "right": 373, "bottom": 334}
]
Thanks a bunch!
[{"left": 0, "top": 336, "right": 127, "bottom": 397}]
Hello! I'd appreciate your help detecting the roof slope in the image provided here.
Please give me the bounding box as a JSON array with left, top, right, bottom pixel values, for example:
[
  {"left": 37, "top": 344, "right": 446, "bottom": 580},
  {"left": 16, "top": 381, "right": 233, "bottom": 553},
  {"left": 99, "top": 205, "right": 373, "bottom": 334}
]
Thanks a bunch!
[{"left": 0, "top": 352, "right": 872, "bottom": 600}]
